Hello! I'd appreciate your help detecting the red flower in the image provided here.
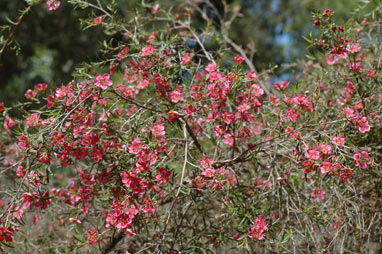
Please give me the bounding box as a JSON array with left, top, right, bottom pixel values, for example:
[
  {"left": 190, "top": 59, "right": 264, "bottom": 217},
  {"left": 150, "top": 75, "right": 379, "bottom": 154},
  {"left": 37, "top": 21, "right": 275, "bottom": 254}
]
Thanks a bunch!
[
  {"left": 91, "top": 149, "right": 103, "bottom": 163},
  {"left": 37, "top": 152, "right": 52, "bottom": 164},
  {"left": 18, "top": 134, "right": 29, "bottom": 150},
  {"left": 311, "top": 188, "right": 325, "bottom": 200},
  {"left": 234, "top": 55, "right": 245, "bottom": 64},
  {"left": 152, "top": 4, "right": 160, "bottom": 14},
  {"left": 181, "top": 52, "right": 191, "bottom": 64},
  {"left": 46, "top": 0, "right": 60, "bottom": 11},
  {"left": 353, "top": 150, "right": 372, "bottom": 169},
  {"left": 140, "top": 45, "right": 155, "bottom": 57},
  {"left": 205, "top": 62, "right": 216, "bottom": 72},
  {"left": 93, "top": 16, "right": 103, "bottom": 25},
  {"left": 34, "top": 83, "right": 48, "bottom": 91},
  {"left": 87, "top": 230, "right": 98, "bottom": 245},
  {"left": 94, "top": 73, "right": 113, "bottom": 90},
  {"left": 314, "top": 18, "right": 321, "bottom": 26},
  {"left": 322, "top": 9, "right": 334, "bottom": 16},
  {"left": 248, "top": 215, "right": 268, "bottom": 241}
]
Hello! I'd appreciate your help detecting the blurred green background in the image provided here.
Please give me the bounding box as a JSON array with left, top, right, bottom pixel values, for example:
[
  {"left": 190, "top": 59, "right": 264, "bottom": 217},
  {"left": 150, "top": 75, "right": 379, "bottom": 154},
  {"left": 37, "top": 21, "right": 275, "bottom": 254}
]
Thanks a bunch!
[{"left": 0, "top": 0, "right": 361, "bottom": 106}]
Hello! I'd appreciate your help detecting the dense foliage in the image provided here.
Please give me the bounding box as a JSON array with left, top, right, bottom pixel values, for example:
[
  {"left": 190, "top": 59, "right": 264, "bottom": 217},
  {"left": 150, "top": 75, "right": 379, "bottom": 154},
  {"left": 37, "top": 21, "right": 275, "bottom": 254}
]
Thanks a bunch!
[
  {"left": 1, "top": 0, "right": 382, "bottom": 253},
  {"left": 0, "top": 0, "right": 362, "bottom": 105}
]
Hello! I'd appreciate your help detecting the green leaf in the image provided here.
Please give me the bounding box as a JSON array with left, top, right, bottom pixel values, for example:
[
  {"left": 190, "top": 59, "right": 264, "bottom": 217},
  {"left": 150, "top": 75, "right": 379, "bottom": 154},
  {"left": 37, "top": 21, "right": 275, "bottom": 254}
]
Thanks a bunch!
[{"left": 5, "top": 16, "right": 17, "bottom": 25}]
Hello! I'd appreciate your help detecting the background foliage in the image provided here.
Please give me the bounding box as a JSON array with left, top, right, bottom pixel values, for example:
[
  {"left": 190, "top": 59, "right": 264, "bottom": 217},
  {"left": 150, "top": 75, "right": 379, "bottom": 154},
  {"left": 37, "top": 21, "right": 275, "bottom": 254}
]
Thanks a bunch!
[
  {"left": 1, "top": 0, "right": 382, "bottom": 254},
  {"left": 0, "top": 0, "right": 362, "bottom": 105}
]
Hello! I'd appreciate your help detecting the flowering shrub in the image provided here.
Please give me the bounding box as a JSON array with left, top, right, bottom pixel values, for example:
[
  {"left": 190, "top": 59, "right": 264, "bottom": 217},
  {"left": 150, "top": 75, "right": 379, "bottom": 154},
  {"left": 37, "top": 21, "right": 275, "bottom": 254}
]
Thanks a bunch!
[{"left": 1, "top": 0, "right": 382, "bottom": 253}]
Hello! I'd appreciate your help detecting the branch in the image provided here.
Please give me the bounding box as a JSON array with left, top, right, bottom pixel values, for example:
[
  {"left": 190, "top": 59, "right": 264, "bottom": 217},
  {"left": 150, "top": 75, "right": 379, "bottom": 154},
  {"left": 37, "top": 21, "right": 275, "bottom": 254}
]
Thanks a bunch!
[
  {"left": 155, "top": 122, "right": 189, "bottom": 253},
  {"left": 0, "top": 5, "right": 32, "bottom": 56},
  {"left": 222, "top": 34, "right": 270, "bottom": 95},
  {"left": 180, "top": 118, "right": 205, "bottom": 154},
  {"left": 101, "top": 231, "right": 125, "bottom": 254}
]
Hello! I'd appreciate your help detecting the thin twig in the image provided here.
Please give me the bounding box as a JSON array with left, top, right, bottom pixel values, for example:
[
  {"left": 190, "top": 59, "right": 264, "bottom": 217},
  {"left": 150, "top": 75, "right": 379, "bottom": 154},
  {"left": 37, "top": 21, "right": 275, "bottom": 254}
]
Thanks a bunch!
[{"left": 0, "top": 6, "right": 32, "bottom": 56}]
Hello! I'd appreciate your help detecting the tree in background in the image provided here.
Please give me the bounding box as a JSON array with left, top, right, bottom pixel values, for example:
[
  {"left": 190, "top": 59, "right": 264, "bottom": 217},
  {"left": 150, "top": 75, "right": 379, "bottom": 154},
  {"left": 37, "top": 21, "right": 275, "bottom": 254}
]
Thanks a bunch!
[{"left": 0, "top": 0, "right": 361, "bottom": 105}]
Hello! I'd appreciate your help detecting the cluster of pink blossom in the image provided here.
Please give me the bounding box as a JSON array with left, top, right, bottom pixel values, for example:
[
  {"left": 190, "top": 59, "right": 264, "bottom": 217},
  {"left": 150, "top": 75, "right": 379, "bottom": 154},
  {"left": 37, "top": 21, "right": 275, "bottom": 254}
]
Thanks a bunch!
[{"left": 247, "top": 215, "right": 269, "bottom": 241}]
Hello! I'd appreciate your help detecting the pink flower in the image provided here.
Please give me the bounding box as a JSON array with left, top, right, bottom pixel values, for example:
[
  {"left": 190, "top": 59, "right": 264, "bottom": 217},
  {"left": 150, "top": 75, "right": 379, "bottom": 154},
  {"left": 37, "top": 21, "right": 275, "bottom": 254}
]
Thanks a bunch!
[
  {"left": 93, "top": 16, "right": 103, "bottom": 25},
  {"left": 333, "top": 220, "right": 342, "bottom": 229},
  {"left": 21, "top": 193, "right": 34, "bottom": 209},
  {"left": 305, "top": 148, "right": 321, "bottom": 161},
  {"left": 368, "top": 68, "right": 377, "bottom": 78},
  {"left": 46, "top": 0, "right": 60, "bottom": 11},
  {"left": 4, "top": 116, "right": 15, "bottom": 135},
  {"left": 353, "top": 115, "right": 370, "bottom": 133},
  {"left": 18, "top": 134, "right": 29, "bottom": 150},
  {"left": 193, "top": 176, "right": 206, "bottom": 190},
  {"left": 343, "top": 108, "right": 356, "bottom": 118},
  {"left": 302, "top": 160, "right": 316, "bottom": 174},
  {"left": 146, "top": 32, "right": 157, "bottom": 43},
  {"left": 167, "top": 111, "right": 179, "bottom": 122},
  {"left": 37, "top": 152, "right": 52, "bottom": 164},
  {"left": 223, "top": 132, "right": 234, "bottom": 147},
  {"left": 117, "top": 46, "right": 129, "bottom": 61},
  {"left": 25, "top": 89, "right": 37, "bottom": 100},
  {"left": 287, "top": 108, "right": 300, "bottom": 123},
  {"left": 269, "top": 95, "right": 280, "bottom": 106},
  {"left": 169, "top": 91, "right": 184, "bottom": 103},
  {"left": 68, "top": 218, "right": 82, "bottom": 224},
  {"left": 317, "top": 143, "right": 332, "bottom": 155},
  {"left": 273, "top": 81, "right": 289, "bottom": 90},
  {"left": 50, "top": 131, "right": 65, "bottom": 146},
  {"left": 94, "top": 73, "right": 113, "bottom": 90},
  {"left": 26, "top": 113, "right": 38, "bottom": 127},
  {"left": 322, "top": 9, "right": 334, "bottom": 16},
  {"left": 34, "top": 83, "right": 48, "bottom": 91},
  {"left": 326, "top": 54, "right": 339, "bottom": 65},
  {"left": 16, "top": 165, "right": 26, "bottom": 179},
  {"left": 236, "top": 103, "right": 250, "bottom": 112},
  {"left": 0, "top": 226, "right": 15, "bottom": 242},
  {"left": 350, "top": 62, "right": 363, "bottom": 73},
  {"left": 248, "top": 215, "right": 268, "bottom": 241},
  {"left": 263, "top": 180, "right": 272, "bottom": 188},
  {"left": 87, "top": 230, "right": 98, "bottom": 245},
  {"left": 141, "top": 45, "right": 155, "bottom": 57},
  {"left": 91, "top": 149, "right": 103, "bottom": 163},
  {"left": 250, "top": 84, "right": 264, "bottom": 97},
  {"left": 214, "top": 124, "right": 225, "bottom": 137},
  {"left": 143, "top": 198, "right": 156, "bottom": 216},
  {"left": 340, "top": 168, "right": 354, "bottom": 182},
  {"left": 245, "top": 71, "right": 257, "bottom": 80},
  {"left": 181, "top": 52, "right": 191, "bottom": 64},
  {"left": 347, "top": 43, "right": 361, "bottom": 53},
  {"left": 155, "top": 168, "right": 171, "bottom": 183},
  {"left": 220, "top": 110, "right": 235, "bottom": 124},
  {"left": 12, "top": 206, "right": 24, "bottom": 220},
  {"left": 361, "top": 18, "right": 368, "bottom": 26},
  {"left": 311, "top": 188, "right": 325, "bottom": 200},
  {"left": 97, "top": 170, "right": 111, "bottom": 183},
  {"left": 128, "top": 138, "right": 145, "bottom": 154},
  {"left": 205, "top": 62, "right": 216, "bottom": 72},
  {"left": 234, "top": 55, "right": 245, "bottom": 64},
  {"left": 332, "top": 135, "right": 345, "bottom": 146},
  {"left": 320, "top": 160, "right": 333, "bottom": 174},
  {"left": 200, "top": 156, "right": 214, "bottom": 169},
  {"left": 151, "top": 123, "right": 166, "bottom": 137},
  {"left": 152, "top": 4, "right": 160, "bottom": 14},
  {"left": 353, "top": 150, "right": 372, "bottom": 169}
]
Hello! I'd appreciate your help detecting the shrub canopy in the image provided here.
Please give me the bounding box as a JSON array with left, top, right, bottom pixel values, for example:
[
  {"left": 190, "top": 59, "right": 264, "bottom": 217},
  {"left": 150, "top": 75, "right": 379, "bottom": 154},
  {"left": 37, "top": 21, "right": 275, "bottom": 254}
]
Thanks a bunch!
[{"left": 1, "top": 0, "right": 382, "bottom": 253}]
